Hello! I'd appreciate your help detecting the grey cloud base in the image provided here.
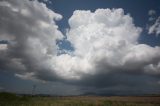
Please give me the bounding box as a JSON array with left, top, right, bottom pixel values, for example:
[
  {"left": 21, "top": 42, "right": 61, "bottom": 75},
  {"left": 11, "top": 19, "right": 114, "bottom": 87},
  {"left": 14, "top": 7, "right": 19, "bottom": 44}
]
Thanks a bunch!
[{"left": 0, "top": 0, "right": 160, "bottom": 94}]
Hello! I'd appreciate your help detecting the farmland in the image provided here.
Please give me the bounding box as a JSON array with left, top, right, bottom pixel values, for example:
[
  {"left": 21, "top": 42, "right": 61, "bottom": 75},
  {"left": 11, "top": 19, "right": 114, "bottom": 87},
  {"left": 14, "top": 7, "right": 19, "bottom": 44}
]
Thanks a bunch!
[{"left": 0, "top": 92, "right": 160, "bottom": 106}]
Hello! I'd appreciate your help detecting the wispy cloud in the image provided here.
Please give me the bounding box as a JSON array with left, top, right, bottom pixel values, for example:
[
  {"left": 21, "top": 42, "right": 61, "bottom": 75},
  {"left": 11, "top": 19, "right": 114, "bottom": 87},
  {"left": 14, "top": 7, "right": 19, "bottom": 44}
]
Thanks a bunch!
[
  {"left": 148, "top": 17, "right": 160, "bottom": 36},
  {"left": 148, "top": 9, "right": 156, "bottom": 16}
]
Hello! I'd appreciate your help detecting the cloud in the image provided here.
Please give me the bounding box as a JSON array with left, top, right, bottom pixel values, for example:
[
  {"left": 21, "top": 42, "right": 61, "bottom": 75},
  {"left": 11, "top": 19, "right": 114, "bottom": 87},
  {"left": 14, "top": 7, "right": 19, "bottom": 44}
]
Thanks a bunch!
[
  {"left": 63, "top": 9, "right": 160, "bottom": 78},
  {"left": 0, "top": 0, "right": 160, "bottom": 94},
  {"left": 147, "top": 10, "right": 160, "bottom": 36},
  {"left": 57, "top": 9, "right": 160, "bottom": 89},
  {"left": 148, "top": 10, "right": 156, "bottom": 16},
  {"left": 0, "top": 0, "right": 63, "bottom": 81},
  {"left": 148, "top": 17, "right": 160, "bottom": 36}
]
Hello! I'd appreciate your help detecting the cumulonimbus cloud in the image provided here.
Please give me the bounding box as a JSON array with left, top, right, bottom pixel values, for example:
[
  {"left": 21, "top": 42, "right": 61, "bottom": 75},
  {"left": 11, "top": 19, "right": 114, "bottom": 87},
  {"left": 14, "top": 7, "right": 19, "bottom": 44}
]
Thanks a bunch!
[{"left": 0, "top": 0, "right": 160, "bottom": 90}]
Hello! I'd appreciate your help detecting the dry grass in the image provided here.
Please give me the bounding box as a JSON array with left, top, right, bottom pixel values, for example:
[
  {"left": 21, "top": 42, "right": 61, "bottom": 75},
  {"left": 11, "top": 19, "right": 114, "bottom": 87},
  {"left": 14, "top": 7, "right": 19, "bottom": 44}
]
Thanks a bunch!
[{"left": 0, "top": 92, "right": 160, "bottom": 106}]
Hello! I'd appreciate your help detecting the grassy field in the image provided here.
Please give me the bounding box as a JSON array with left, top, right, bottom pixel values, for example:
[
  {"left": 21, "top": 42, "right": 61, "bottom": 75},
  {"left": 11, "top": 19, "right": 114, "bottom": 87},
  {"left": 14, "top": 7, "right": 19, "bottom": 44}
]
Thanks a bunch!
[{"left": 0, "top": 92, "right": 160, "bottom": 106}]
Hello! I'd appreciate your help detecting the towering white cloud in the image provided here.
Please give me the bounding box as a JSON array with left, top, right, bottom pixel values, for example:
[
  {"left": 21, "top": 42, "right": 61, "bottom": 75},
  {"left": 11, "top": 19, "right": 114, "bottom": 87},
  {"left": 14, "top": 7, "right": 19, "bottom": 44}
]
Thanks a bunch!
[{"left": 54, "top": 9, "right": 160, "bottom": 81}]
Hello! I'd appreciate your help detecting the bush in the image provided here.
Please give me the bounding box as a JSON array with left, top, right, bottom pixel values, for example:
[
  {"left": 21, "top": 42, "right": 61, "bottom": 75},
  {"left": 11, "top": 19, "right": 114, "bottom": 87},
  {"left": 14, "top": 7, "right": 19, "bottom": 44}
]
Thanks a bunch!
[{"left": 0, "top": 92, "right": 19, "bottom": 102}]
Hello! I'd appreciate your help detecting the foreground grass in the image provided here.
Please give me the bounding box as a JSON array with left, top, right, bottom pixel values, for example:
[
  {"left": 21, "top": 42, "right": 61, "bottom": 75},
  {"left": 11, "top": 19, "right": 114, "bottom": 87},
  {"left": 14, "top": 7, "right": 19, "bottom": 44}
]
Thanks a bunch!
[{"left": 0, "top": 92, "right": 160, "bottom": 106}]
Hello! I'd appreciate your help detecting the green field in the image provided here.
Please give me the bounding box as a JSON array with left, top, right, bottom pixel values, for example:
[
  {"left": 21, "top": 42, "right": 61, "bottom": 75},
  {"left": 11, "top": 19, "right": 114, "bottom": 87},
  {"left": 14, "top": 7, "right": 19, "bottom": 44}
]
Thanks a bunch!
[{"left": 0, "top": 92, "right": 160, "bottom": 106}]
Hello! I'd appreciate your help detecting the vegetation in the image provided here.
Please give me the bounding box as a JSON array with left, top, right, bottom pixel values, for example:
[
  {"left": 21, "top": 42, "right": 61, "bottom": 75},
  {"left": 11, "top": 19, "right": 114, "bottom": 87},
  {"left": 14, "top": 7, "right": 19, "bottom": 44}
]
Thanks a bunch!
[{"left": 0, "top": 92, "right": 160, "bottom": 106}]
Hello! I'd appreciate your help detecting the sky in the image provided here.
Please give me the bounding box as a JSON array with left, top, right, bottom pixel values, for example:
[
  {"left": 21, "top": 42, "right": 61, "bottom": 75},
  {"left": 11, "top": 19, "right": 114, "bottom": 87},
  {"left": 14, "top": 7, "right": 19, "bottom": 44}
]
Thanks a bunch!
[{"left": 0, "top": 0, "right": 160, "bottom": 96}]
